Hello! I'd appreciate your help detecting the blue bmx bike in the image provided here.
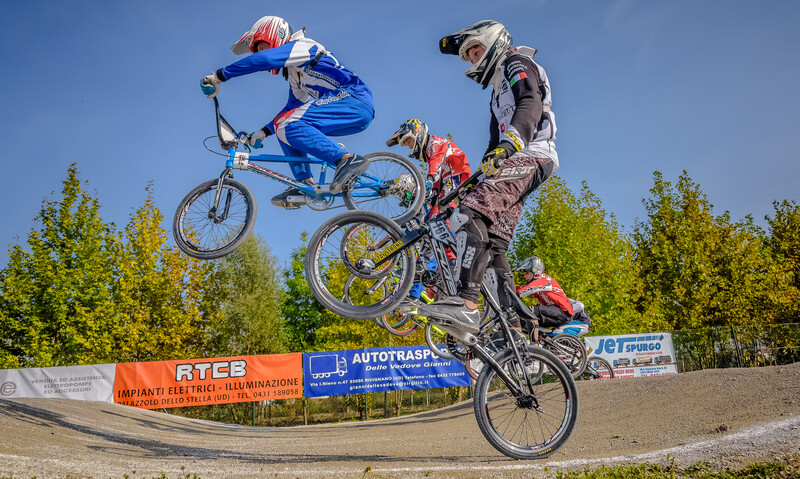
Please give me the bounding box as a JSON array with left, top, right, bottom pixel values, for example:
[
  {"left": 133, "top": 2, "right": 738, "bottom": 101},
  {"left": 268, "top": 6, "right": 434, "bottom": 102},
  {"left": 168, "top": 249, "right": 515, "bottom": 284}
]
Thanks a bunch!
[{"left": 173, "top": 98, "right": 425, "bottom": 260}]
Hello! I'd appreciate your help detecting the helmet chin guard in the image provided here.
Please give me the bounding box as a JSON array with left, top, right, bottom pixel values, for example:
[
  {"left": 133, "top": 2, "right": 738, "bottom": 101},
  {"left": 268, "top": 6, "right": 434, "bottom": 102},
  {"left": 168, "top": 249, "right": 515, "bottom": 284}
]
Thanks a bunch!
[{"left": 440, "top": 20, "right": 513, "bottom": 89}]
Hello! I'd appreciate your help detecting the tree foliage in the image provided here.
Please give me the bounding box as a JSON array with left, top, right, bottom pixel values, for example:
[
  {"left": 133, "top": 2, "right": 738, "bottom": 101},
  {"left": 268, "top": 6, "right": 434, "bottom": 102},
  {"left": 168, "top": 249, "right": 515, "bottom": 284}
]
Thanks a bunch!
[
  {"left": 209, "top": 233, "right": 286, "bottom": 356},
  {"left": 765, "top": 200, "right": 800, "bottom": 322},
  {"left": 0, "top": 165, "right": 223, "bottom": 368},
  {"left": 632, "top": 171, "right": 795, "bottom": 329},
  {"left": 114, "top": 185, "right": 222, "bottom": 362},
  {"left": 511, "top": 175, "right": 640, "bottom": 334},
  {"left": 0, "top": 164, "right": 119, "bottom": 367}
]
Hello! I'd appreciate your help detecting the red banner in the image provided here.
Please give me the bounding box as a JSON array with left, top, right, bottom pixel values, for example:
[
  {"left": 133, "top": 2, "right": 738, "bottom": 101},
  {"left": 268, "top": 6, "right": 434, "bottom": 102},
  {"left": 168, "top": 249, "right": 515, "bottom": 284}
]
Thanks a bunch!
[{"left": 114, "top": 353, "right": 302, "bottom": 409}]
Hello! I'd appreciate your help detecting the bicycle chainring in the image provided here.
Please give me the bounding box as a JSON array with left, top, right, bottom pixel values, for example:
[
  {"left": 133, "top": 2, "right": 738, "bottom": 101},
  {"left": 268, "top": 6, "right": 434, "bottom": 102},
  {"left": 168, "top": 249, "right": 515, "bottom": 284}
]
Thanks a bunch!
[{"left": 305, "top": 194, "right": 336, "bottom": 211}]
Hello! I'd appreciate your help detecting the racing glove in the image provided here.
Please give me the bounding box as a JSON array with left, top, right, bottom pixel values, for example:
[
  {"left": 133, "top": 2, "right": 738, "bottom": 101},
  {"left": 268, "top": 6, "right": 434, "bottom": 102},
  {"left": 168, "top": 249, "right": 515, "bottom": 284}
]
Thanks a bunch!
[
  {"left": 201, "top": 72, "right": 223, "bottom": 98},
  {"left": 481, "top": 141, "right": 517, "bottom": 176},
  {"left": 248, "top": 128, "right": 271, "bottom": 148}
]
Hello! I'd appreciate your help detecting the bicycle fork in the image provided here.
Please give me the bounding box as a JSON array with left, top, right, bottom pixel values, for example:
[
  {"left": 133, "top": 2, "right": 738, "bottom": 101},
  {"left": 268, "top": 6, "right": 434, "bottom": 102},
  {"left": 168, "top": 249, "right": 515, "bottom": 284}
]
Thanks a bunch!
[{"left": 210, "top": 167, "right": 234, "bottom": 222}]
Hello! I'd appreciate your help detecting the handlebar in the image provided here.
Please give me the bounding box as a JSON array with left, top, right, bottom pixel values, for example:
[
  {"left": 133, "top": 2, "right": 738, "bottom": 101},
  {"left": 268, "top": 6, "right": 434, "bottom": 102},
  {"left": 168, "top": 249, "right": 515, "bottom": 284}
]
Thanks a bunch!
[{"left": 438, "top": 168, "right": 485, "bottom": 208}]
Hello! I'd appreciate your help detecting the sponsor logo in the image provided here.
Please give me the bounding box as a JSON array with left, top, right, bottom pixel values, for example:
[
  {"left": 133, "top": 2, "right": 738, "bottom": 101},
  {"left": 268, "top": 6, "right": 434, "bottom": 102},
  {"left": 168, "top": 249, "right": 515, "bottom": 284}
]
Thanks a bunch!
[
  {"left": 462, "top": 246, "right": 476, "bottom": 268},
  {"left": 1, "top": 381, "right": 17, "bottom": 396},
  {"left": 314, "top": 89, "right": 349, "bottom": 106}
]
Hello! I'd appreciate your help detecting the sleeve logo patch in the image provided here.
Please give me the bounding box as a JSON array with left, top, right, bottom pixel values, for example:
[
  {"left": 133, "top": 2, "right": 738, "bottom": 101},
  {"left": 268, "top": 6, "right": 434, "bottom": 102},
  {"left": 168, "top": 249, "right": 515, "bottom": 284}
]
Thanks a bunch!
[{"left": 510, "top": 72, "right": 528, "bottom": 86}]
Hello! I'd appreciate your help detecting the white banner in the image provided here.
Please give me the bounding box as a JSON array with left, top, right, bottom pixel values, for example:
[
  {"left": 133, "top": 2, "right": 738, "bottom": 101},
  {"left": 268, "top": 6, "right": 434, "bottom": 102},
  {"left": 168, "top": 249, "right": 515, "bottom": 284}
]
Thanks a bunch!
[
  {"left": 584, "top": 333, "right": 678, "bottom": 379},
  {"left": 0, "top": 364, "right": 116, "bottom": 402}
]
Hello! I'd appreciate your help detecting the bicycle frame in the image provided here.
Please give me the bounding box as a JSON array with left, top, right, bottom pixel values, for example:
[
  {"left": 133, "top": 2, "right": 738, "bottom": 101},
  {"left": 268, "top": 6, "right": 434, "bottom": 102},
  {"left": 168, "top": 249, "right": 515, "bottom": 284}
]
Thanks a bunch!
[
  {"left": 368, "top": 169, "right": 541, "bottom": 400},
  {"left": 212, "top": 97, "right": 391, "bottom": 203}
]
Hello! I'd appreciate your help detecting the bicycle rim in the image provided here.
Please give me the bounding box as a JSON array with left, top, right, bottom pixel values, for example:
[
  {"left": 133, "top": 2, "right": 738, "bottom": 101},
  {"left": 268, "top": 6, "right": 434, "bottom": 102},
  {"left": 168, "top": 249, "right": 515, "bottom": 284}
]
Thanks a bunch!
[
  {"left": 173, "top": 179, "right": 256, "bottom": 260},
  {"left": 305, "top": 211, "right": 415, "bottom": 319},
  {"left": 474, "top": 345, "right": 578, "bottom": 460},
  {"left": 424, "top": 323, "right": 455, "bottom": 359},
  {"left": 378, "top": 310, "right": 419, "bottom": 336},
  {"left": 342, "top": 152, "right": 424, "bottom": 224}
]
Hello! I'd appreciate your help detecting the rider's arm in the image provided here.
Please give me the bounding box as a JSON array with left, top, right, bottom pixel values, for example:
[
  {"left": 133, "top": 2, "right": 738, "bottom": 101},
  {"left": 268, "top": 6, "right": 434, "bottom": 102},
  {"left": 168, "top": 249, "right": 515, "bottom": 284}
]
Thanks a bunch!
[
  {"left": 217, "top": 39, "right": 323, "bottom": 80},
  {"left": 425, "top": 136, "right": 448, "bottom": 184},
  {"left": 486, "top": 107, "right": 500, "bottom": 154},
  {"left": 517, "top": 277, "right": 552, "bottom": 297},
  {"left": 503, "top": 54, "right": 543, "bottom": 149}
]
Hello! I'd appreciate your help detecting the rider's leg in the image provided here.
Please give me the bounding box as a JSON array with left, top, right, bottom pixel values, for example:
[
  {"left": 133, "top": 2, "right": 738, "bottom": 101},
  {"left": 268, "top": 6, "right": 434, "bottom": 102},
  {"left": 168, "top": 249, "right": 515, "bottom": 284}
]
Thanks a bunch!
[
  {"left": 418, "top": 155, "right": 555, "bottom": 332},
  {"left": 272, "top": 94, "right": 374, "bottom": 192},
  {"left": 417, "top": 206, "right": 490, "bottom": 332}
]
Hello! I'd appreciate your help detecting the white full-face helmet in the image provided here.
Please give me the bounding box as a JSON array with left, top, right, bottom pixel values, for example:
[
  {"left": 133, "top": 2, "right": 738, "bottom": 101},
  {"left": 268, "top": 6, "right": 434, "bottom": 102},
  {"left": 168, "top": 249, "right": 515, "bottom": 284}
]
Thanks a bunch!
[
  {"left": 439, "top": 20, "right": 513, "bottom": 89},
  {"left": 231, "top": 16, "right": 293, "bottom": 74}
]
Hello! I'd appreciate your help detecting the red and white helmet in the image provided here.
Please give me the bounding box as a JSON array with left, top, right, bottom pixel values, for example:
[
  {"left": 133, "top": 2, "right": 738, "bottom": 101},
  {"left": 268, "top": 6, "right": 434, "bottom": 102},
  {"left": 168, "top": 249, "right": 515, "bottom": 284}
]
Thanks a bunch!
[{"left": 231, "top": 16, "right": 293, "bottom": 73}]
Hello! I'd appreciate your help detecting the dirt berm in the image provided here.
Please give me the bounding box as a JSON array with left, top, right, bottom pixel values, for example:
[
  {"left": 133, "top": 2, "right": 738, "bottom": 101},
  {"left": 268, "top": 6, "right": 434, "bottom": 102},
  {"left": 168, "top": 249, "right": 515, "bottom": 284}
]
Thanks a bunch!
[{"left": 1, "top": 363, "right": 799, "bottom": 478}]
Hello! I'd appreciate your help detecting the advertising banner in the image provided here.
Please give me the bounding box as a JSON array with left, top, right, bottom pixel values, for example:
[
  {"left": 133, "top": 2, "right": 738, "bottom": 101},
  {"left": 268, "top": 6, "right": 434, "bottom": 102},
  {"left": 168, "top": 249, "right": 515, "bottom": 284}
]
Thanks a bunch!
[
  {"left": 303, "top": 345, "right": 470, "bottom": 398},
  {"left": 0, "top": 364, "right": 116, "bottom": 402},
  {"left": 114, "top": 353, "right": 302, "bottom": 409},
  {"left": 584, "top": 333, "right": 678, "bottom": 378}
]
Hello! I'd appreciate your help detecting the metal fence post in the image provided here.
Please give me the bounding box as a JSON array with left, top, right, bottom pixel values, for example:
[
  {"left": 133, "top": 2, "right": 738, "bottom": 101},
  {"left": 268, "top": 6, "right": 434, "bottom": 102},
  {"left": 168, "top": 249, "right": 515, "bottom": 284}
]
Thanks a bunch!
[{"left": 730, "top": 325, "right": 743, "bottom": 368}]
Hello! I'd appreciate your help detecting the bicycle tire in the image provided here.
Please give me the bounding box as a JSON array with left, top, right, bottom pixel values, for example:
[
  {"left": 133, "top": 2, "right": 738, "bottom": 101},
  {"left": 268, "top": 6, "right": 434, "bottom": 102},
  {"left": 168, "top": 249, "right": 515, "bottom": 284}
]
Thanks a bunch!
[
  {"left": 342, "top": 152, "right": 425, "bottom": 225},
  {"left": 549, "top": 334, "right": 588, "bottom": 378},
  {"left": 305, "top": 210, "right": 415, "bottom": 319},
  {"left": 172, "top": 178, "right": 256, "bottom": 260},
  {"left": 473, "top": 345, "right": 579, "bottom": 460},
  {"left": 584, "top": 356, "right": 614, "bottom": 380},
  {"left": 378, "top": 310, "right": 419, "bottom": 336}
]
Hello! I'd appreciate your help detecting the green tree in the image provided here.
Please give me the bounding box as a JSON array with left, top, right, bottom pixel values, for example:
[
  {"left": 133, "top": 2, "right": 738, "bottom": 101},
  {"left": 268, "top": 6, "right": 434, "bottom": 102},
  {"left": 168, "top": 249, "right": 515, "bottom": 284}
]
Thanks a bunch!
[
  {"left": 632, "top": 171, "right": 791, "bottom": 329},
  {"left": 282, "top": 233, "right": 327, "bottom": 352},
  {"left": 0, "top": 164, "right": 119, "bottom": 367},
  {"left": 209, "top": 233, "right": 286, "bottom": 356},
  {"left": 115, "top": 185, "right": 222, "bottom": 362},
  {"left": 511, "top": 176, "right": 640, "bottom": 334},
  {"left": 281, "top": 233, "right": 419, "bottom": 353},
  {"left": 765, "top": 200, "right": 800, "bottom": 322}
]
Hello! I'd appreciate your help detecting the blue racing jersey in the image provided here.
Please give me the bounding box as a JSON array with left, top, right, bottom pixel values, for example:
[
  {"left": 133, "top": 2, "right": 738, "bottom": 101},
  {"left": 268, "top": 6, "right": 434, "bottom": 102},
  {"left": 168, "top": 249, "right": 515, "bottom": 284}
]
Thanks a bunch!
[{"left": 218, "top": 30, "right": 373, "bottom": 110}]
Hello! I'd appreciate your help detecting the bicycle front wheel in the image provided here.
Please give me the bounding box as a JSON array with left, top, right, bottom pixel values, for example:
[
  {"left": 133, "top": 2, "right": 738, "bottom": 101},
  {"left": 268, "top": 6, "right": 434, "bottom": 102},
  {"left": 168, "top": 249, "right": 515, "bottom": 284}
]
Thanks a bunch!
[
  {"left": 474, "top": 345, "right": 579, "bottom": 460},
  {"left": 342, "top": 152, "right": 425, "bottom": 224},
  {"left": 424, "top": 323, "right": 455, "bottom": 359},
  {"left": 172, "top": 178, "right": 256, "bottom": 260},
  {"left": 305, "top": 211, "right": 415, "bottom": 319}
]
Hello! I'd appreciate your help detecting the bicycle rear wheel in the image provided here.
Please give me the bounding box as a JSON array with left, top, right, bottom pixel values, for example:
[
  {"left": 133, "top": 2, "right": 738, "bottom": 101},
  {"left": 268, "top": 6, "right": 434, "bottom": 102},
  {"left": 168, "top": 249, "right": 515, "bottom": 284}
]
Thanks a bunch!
[
  {"left": 172, "top": 178, "right": 256, "bottom": 260},
  {"left": 342, "top": 152, "right": 425, "bottom": 224},
  {"left": 584, "top": 356, "right": 614, "bottom": 380},
  {"left": 473, "top": 345, "right": 579, "bottom": 460},
  {"left": 305, "top": 211, "right": 415, "bottom": 319},
  {"left": 549, "top": 334, "right": 588, "bottom": 378}
]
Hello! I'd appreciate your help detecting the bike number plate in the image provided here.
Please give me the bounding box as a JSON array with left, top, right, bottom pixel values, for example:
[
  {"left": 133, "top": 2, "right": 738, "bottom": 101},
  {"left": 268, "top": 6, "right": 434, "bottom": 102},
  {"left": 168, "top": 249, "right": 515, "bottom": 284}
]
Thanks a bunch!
[{"left": 429, "top": 219, "right": 455, "bottom": 244}]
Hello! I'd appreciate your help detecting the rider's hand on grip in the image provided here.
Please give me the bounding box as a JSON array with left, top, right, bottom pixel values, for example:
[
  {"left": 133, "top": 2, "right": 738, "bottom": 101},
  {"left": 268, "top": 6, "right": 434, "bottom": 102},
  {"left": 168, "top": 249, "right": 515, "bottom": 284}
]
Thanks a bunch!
[
  {"left": 201, "top": 73, "right": 221, "bottom": 98},
  {"left": 481, "top": 141, "right": 516, "bottom": 177},
  {"left": 248, "top": 128, "right": 270, "bottom": 149}
]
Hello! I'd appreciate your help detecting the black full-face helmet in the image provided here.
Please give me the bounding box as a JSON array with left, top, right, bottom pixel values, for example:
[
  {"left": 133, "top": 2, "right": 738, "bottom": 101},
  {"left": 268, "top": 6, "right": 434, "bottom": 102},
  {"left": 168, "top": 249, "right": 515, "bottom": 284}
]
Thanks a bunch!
[{"left": 386, "top": 119, "right": 429, "bottom": 160}]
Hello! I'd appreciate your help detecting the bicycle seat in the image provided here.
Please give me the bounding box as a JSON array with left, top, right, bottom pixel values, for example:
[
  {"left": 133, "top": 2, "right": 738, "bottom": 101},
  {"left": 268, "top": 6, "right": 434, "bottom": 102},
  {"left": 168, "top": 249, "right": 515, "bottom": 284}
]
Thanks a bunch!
[{"left": 510, "top": 293, "right": 537, "bottom": 321}]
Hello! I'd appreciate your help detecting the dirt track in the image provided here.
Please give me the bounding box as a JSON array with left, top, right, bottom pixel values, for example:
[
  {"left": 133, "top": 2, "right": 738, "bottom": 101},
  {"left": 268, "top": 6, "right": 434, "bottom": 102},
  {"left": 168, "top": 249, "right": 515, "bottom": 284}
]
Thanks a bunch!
[{"left": 1, "top": 363, "right": 799, "bottom": 478}]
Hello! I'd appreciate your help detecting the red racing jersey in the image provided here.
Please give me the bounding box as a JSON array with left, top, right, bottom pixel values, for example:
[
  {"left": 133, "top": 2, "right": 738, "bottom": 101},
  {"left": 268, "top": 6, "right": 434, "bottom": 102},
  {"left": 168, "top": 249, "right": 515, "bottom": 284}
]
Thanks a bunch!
[
  {"left": 516, "top": 273, "right": 574, "bottom": 315},
  {"left": 423, "top": 135, "right": 471, "bottom": 217}
]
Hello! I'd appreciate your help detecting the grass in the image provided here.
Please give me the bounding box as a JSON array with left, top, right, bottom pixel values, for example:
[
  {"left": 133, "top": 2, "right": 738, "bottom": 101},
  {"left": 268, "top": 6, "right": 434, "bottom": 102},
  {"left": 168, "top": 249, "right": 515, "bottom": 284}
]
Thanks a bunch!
[{"left": 553, "top": 454, "right": 800, "bottom": 479}]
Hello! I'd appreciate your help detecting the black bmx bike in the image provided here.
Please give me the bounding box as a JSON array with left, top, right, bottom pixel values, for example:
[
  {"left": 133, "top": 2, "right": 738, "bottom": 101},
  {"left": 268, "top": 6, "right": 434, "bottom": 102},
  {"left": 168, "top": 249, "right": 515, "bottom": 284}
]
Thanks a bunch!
[{"left": 303, "top": 169, "right": 579, "bottom": 460}]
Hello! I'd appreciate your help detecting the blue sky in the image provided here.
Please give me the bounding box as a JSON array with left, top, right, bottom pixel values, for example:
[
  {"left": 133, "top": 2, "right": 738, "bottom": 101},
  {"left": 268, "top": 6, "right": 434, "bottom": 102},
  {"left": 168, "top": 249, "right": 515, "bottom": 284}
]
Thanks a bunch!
[{"left": 2, "top": 0, "right": 799, "bottom": 268}]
